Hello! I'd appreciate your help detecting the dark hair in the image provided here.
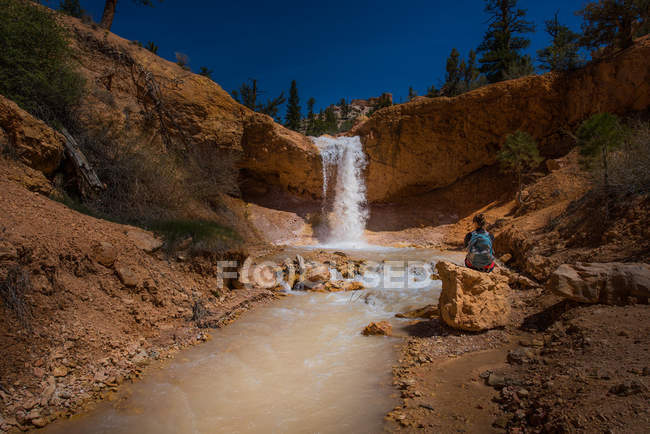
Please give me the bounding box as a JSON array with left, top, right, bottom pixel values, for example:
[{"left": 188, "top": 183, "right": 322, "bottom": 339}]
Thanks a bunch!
[{"left": 473, "top": 213, "right": 486, "bottom": 228}]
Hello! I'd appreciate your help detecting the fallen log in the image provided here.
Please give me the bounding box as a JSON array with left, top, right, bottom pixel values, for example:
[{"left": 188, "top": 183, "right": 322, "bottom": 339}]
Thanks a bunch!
[{"left": 60, "top": 128, "right": 104, "bottom": 196}]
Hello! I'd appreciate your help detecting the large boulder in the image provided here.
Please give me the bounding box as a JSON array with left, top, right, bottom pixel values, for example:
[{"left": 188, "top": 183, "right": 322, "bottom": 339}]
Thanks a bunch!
[
  {"left": 436, "top": 261, "right": 512, "bottom": 331},
  {"left": 0, "top": 95, "right": 65, "bottom": 175},
  {"left": 547, "top": 262, "right": 650, "bottom": 304}
]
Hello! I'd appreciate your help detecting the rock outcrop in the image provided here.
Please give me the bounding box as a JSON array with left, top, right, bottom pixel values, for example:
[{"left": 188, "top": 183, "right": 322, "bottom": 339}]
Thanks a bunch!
[
  {"left": 63, "top": 16, "right": 322, "bottom": 201},
  {"left": 436, "top": 261, "right": 512, "bottom": 331},
  {"left": 353, "top": 36, "right": 650, "bottom": 202},
  {"left": 0, "top": 95, "right": 64, "bottom": 175},
  {"left": 548, "top": 262, "right": 650, "bottom": 304}
]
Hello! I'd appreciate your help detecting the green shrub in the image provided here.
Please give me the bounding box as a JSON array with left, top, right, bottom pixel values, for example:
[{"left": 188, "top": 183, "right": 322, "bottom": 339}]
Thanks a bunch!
[
  {"left": 597, "top": 119, "right": 650, "bottom": 194},
  {"left": 497, "top": 131, "right": 543, "bottom": 204},
  {"left": 0, "top": 0, "right": 84, "bottom": 126},
  {"left": 576, "top": 113, "right": 627, "bottom": 189},
  {"left": 150, "top": 219, "right": 241, "bottom": 254}
]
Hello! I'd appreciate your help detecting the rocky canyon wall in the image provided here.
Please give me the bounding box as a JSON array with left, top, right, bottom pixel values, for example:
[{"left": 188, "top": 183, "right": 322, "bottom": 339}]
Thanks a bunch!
[
  {"left": 354, "top": 36, "right": 650, "bottom": 202},
  {"left": 63, "top": 16, "right": 323, "bottom": 201}
]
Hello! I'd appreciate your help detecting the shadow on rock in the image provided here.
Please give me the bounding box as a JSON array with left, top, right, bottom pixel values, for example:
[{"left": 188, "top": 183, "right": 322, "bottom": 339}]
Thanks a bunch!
[{"left": 520, "top": 299, "right": 580, "bottom": 332}]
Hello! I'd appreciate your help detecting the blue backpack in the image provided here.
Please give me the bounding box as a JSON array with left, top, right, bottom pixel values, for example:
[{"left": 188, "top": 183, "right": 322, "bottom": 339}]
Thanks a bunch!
[{"left": 467, "top": 231, "right": 494, "bottom": 268}]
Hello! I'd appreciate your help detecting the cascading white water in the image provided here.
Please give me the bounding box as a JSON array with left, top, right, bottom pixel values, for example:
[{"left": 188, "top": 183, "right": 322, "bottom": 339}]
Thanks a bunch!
[{"left": 313, "top": 136, "right": 368, "bottom": 246}]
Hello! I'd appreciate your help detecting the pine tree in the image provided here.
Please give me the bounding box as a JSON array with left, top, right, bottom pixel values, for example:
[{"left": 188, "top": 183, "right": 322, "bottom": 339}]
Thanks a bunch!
[
  {"left": 443, "top": 49, "right": 485, "bottom": 96},
  {"left": 577, "top": 0, "right": 650, "bottom": 53},
  {"left": 443, "top": 48, "right": 462, "bottom": 96},
  {"left": 310, "top": 108, "right": 327, "bottom": 136},
  {"left": 497, "top": 131, "right": 543, "bottom": 204},
  {"left": 307, "top": 97, "right": 316, "bottom": 120},
  {"left": 426, "top": 85, "right": 438, "bottom": 97},
  {"left": 285, "top": 80, "right": 301, "bottom": 131},
  {"left": 408, "top": 86, "right": 418, "bottom": 101},
  {"left": 537, "top": 13, "right": 584, "bottom": 71},
  {"left": 324, "top": 106, "right": 338, "bottom": 134},
  {"left": 231, "top": 79, "right": 259, "bottom": 110},
  {"left": 464, "top": 50, "right": 481, "bottom": 89},
  {"left": 576, "top": 113, "right": 627, "bottom": 190},
  {"left": 477, "top": 0, "right": 536, "bottom": 83},
  {"left": 305, "top": 97, "right": 316, "bottom": 135},
  {"left": 259, "top": 93, "right": 286, "bottom": 123},
  {"left": 59, "top": 0, "right": 84, "bottom": 18},
  {"left": 231, "top": 79, "right": 285, "bottom": 122},
  {"left": 339, "top": 98, "right": 351, "bottom": 119}
]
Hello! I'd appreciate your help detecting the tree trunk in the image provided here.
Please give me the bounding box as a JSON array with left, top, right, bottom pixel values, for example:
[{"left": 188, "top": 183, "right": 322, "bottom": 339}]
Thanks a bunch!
[
  {"left": 60, "top": 128, "right": 104, "bottom": 197},
  {"left": 100, "top": 0, "right": 118, "bottom": 30}
]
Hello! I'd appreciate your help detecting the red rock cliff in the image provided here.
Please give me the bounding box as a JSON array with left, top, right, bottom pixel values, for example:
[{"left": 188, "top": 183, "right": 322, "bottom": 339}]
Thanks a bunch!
[{"left": 354, "top": 36, "right": 650, "bottom": 202}]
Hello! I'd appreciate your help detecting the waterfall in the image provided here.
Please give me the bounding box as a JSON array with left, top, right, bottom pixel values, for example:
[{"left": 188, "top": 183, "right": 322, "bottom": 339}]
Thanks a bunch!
[{"left": 312, "top": 136, "right": 368, "bottom": 246}]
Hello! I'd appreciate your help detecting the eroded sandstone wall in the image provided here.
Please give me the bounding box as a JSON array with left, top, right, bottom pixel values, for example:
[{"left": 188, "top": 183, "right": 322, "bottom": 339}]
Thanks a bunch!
[
  {"left": 354, "top": 36, "right": 650, "bottom": 202},
  {"left": 63, "top": 16, "right": 323, "bottom": 201}
]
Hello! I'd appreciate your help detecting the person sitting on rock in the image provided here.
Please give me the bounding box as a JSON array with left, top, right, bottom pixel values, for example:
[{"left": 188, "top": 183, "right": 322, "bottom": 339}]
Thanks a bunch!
[{"left": 464, "top": 213, "right": 495, "bottom": 273}]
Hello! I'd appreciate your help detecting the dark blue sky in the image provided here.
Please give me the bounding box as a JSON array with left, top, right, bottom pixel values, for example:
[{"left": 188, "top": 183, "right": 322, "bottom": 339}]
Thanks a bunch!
[{"left": 58, "top": 0, "right": 587, "bottom": 113}]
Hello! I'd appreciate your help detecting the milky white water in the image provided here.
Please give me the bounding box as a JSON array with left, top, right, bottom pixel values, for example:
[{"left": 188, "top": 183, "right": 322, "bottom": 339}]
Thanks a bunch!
[
  {"left": 313, "top": 136, "right": 369, "bottom": 248},
  {"left": 45, "top": 249, "right": 463, "bottom": 434}
]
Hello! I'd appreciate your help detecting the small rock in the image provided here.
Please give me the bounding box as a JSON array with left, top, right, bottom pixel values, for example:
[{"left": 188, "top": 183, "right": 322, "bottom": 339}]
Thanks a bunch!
[
  {"left": 493, "top": 415, "right": 510, "bottom": 428},
  {"left": 519, "top": 338, "right": 544, "bottom": 347},
  {"left": 25, "top": 409, "right": 40, "bottom": 421},
  {"left": 507, "top": 349, "right": 525, "bottom": 365},
  {"left": 305, "top": 263, "right": 331, "bottom": 283},
  {"left": 126, "top": 229, "right": 163, "bottom": 252},
  {"left": 92, "top": 241, "right": 118, "bottom": 267},
  {"left": 609, "top": 380, "right": 647, "bottom": 396},
  {"left": 517, "top": 388, "right": 529, "bottom": 398},
  {"left": 487, "top": 373, "right": 506, "bottom": 388},
  {"left": 115, "top": 264, "right": 141, "bottom": 288},
  {"left": 479, "top": 370, "right": 492, "bottom": 380},
  {"left": 23, "top": 398, "right": 38, "bottom": 410},
  {"left": 396, "top": 305, "right": 439, "bottom": 319},
  {"left": 342, "top": 281, "right": 364, "bottom": 291},
  {"left": 499, "top": 253, "right": 512, "bottom": 263},
  {"left": 362, "top": 321, "right": 392, "bottom": 336},
  {"left": 52, "top": 366, "right": 68, "bottom": 377},
  {"left": 398, "top": 378, "right": 416, "bottom": 389},
  {"left": 31, "top": 418, "right": 47, "bottom": 428},
  {"left": 131, "top": 350, "right": 148, "bottom": 366}
]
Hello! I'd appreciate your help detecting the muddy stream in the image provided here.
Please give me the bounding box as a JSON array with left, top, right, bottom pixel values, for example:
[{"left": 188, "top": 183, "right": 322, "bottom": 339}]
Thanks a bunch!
[{"left": 45, "top": 248, "right": 463, "bottom": 433}]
